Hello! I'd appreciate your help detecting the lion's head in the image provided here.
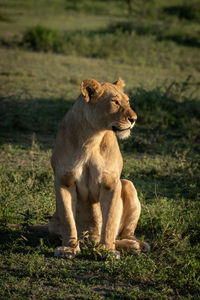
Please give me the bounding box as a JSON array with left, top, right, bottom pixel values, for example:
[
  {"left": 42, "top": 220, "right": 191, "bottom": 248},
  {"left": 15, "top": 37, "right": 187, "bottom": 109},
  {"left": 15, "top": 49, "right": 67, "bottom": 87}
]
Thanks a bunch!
[{"left": 81, "top": 78, "right": 137, "bottom": 139}]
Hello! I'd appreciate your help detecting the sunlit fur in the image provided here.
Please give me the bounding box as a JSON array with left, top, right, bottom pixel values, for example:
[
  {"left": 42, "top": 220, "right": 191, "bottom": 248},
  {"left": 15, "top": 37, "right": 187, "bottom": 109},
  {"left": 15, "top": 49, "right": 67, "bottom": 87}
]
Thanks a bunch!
[
  {"left": 49, "top": 78, "right": 149, "bottom": 258},
  {"left": 115, "top": 128, "right": 131, "bottom": 140}
]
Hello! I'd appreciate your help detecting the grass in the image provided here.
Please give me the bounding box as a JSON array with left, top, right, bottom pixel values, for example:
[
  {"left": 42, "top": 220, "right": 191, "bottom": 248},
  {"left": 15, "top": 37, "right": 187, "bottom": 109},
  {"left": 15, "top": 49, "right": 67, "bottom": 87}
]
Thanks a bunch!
[{"left": 0, "top": 0, "right": 200, "bottom": 298}]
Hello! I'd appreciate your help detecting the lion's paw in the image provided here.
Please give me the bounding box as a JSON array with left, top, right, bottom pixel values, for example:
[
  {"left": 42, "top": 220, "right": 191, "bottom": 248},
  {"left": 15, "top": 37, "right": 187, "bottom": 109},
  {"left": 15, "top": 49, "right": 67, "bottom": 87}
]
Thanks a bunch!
[
  {"left": 127, "top": 237, "right": 150, "bottom": 252},
  {"left": 54, "top": 245, "right": 80, "bottom": 259},
  {"left": 100, "top": 244, "right": 121, "bottom": 259},
  {"left": 133, "top": 239, "right": 150, "bottom": 252},
  {"left": 115, "top": 238, "right": 150, "bottom": 253}
]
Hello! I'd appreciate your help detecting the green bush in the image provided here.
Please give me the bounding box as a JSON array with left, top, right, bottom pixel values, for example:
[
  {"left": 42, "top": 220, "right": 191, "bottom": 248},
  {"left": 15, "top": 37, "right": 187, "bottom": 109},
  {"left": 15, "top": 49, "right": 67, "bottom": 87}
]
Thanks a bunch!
[
  {"left": 163, "top": 2, "right": 200, "bottom": 22},
  {"left": 107, "top": 20, "right": 200, "bottom": 47},
  {"left": 22, "top": 25, "right": 131, "bottom": 58},
  {"left": 22, "top": 25, "right": 65, "bottom": 52},
  {"left": 131, "top": 77, "right": 200, "bottom": 130},
  {"left": 121, "top": 77, "right": 200, "bottom": 154},
  {"left": 22, "top": 19, "right": 200, "bottom": 59}
]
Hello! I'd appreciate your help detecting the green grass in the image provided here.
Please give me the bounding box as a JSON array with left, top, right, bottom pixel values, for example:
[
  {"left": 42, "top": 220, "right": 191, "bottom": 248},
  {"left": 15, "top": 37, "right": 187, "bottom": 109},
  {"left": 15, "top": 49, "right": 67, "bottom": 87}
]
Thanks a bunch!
[{"left": 0, "top": 0, "right": 200, "bottom": 298}]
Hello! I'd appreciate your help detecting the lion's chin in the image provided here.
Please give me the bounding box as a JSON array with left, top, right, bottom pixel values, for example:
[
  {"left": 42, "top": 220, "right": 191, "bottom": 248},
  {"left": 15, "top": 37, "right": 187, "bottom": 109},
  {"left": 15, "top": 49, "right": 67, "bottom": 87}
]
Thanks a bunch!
[{"left": 115, "top": 129, "right": 131, "bottom": 140}]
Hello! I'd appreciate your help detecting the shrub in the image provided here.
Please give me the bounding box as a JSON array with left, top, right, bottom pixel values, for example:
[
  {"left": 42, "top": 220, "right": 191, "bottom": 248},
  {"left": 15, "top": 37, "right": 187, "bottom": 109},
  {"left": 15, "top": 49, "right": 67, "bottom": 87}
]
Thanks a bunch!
[
  {"left": 163, "top": 2, "right": 200, "bottom": 22},
  {"left": 122, "top": 77, "right": 200, "bottom": 153},
  {"left": 21, "top": 20, "right": 200, "bottom": 59},
  {"left": 131, "top": 77, "right": 200, "bottom": 130},
  {"left": 21, "top": 25, "right": 130, "bottom": 59},
  {"left": 106, "top": 19, "right": 200, "bottom": 48},
  {"left": 22, "top": 25, "right": 65, "bottom": 52}
]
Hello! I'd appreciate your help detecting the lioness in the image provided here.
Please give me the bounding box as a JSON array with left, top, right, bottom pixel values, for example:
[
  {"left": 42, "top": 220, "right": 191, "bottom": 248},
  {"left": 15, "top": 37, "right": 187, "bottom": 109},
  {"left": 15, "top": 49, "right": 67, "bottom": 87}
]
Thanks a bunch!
[{"left": 49, "top": 78, "right": 149, "bottom": 258}]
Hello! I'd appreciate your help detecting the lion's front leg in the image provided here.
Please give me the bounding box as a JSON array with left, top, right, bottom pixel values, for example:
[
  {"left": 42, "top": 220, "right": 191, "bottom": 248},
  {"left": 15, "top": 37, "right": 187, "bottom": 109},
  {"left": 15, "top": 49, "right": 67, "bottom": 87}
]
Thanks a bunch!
[
  {"left": 99, "top": 173, "right": 123, "bottom": 253},
  {"left": 88, "top": 201, "right": 102, "bottom": 243},
  {"left": 53, "top": 179, "right": 80, "bottom": 259}
]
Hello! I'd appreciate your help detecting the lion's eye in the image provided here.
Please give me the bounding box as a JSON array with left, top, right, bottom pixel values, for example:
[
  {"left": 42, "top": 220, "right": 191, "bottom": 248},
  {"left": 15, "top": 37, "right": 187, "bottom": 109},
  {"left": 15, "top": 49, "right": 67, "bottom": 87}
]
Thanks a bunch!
[{"left": 113, "top": 100, "right": 120, "bottom": 105}]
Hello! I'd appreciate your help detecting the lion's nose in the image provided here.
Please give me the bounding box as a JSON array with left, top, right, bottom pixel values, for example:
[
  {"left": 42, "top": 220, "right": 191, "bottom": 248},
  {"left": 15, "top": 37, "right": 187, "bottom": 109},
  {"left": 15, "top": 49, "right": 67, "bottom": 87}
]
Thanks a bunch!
[{"left": 128, "top": 117, "right": 136, "bottom": 124}]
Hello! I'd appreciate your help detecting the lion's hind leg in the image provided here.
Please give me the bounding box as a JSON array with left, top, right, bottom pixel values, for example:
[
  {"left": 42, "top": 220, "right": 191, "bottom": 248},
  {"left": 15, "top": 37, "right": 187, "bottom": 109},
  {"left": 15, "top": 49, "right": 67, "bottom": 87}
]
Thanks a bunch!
[{"left": 116, "top": 179, "right": 150, "bottom": 252}]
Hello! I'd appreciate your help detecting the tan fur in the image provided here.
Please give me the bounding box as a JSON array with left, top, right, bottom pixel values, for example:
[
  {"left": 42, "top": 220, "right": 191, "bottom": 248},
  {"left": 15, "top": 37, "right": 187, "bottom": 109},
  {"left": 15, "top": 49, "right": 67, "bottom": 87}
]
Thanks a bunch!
[{"left": 49, "top": 78, "right": 149, "bottom": 258}]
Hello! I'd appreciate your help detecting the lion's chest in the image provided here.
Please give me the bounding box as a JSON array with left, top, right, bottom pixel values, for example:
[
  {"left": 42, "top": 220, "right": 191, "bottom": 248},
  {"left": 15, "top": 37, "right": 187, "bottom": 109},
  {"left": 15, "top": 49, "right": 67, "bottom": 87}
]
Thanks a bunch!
[
  {"left": 73, "top": 136, "right": 122, "bottom": 203},
  {"left": 75, "top": 153, "right": 103, "bottom": 203}
]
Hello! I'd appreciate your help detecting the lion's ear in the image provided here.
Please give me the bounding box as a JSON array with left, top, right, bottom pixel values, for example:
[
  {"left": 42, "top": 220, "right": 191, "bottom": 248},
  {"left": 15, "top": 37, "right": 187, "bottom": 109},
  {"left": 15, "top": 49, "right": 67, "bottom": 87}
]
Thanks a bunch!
[
  {"left": 113, "top": 77, "right": 125, "bottom": 90},
  {"left": 81, "top": 79, "right": 103, "bottom": 103}
]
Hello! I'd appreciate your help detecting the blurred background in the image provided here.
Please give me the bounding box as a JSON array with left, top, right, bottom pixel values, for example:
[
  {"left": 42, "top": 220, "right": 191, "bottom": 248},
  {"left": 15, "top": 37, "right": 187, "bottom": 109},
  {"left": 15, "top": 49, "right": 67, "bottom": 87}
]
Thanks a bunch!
[{"left": 1, "top": 0, "right": 200, "bottom": 92}]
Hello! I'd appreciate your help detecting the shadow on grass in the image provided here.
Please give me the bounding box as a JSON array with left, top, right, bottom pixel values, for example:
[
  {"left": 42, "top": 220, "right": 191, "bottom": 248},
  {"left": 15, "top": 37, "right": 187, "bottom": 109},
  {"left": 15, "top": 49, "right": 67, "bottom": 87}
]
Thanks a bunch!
[
  {"left": 0, "top": 95, "right": 74, "bottom": 148},
  {"left": 0, "top": 225, "right": 59, "bottom": 257},
  {"left": 1, "top": 79, "right": 200, "bottom": 154}
]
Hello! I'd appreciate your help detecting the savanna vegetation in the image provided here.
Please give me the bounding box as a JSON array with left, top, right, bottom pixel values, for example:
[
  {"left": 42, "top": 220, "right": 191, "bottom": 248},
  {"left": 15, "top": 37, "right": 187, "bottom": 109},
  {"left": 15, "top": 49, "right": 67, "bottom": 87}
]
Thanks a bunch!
[{"left": 0, "top": 0, "right": 200, "bottom": 298}]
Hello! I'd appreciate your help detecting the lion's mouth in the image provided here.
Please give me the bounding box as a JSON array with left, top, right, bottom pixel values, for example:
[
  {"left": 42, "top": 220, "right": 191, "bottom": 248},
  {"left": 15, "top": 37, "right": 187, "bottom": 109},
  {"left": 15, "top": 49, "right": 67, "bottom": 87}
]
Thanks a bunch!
[{"left": 112, "top": 126, "right": 131, "bottom": 132}]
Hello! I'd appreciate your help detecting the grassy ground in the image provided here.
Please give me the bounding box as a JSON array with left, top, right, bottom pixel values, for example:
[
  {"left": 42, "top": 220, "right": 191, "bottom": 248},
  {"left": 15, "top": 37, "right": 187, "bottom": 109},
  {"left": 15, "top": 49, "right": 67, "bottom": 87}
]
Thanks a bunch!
[{"left": 0, "top": 0, "right": 200, "bottom": 299}]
